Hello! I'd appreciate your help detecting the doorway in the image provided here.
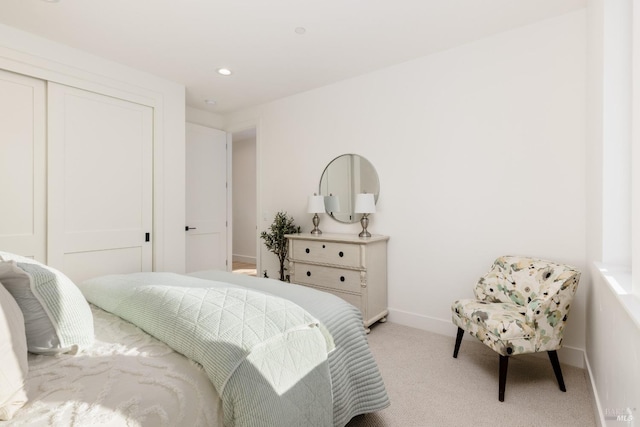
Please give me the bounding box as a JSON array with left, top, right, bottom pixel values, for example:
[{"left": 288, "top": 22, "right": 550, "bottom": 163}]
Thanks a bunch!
[{"left": 231, "top": 127, "right": 257, "bottom": 276}]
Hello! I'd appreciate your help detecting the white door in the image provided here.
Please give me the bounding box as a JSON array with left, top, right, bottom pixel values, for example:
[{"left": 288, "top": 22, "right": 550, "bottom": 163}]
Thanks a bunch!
[
  {"left": 0, "top": 70, "right": 46, "bottom": 262},
  {"left": 47, "top": 83, "right": 153, "bottom": 283},
  {"left": 185, "top": 122, "right": 229, "bottom": 273}
]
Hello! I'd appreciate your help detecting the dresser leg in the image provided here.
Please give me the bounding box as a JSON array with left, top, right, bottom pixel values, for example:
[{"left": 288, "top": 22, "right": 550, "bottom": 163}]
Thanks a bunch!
[
  {"left": 365, "top": 327, "right": 371, "bottom": 334},
  {"left": 379, "top": 316, "right": 387, "bottom": 323}
]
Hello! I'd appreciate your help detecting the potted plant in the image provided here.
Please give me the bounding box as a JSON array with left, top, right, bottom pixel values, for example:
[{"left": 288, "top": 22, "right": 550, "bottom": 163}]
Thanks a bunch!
[{"left": 260, "top": 211, "right": 301, "bottom": 281}]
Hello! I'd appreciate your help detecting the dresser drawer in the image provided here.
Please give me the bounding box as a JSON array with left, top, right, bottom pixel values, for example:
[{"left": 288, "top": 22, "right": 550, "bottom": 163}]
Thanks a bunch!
[
  {"left": 291, "top": 240, "right": 360, "bottom": 268},
  {"left": 286, "top": 233, "right": 389, "bottom": 331},
  {"left": 292, "top": 263, "right": 362, "bottom": 294}
]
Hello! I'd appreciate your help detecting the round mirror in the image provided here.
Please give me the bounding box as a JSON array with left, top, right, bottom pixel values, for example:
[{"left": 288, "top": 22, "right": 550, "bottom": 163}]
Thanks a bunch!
[{"left": 319, "top": 154, "right": 379, "bottom": 224}]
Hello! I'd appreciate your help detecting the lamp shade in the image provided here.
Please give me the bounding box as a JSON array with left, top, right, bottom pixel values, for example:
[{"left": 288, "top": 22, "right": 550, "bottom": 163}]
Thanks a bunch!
[
  {"left": 324, "top": 194, "right": 340, "bottom": 213},
  {"left": 354, "top": 193, "right": 376, "bottom": 214},
  {"left": 307, "top": 194, "right": 325, "bottom": 213}
]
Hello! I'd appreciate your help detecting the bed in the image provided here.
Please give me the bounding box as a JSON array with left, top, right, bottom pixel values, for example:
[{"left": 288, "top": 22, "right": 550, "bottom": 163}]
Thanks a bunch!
[{"left": 0, "top": 252, "right": 389, "bottom": 427}]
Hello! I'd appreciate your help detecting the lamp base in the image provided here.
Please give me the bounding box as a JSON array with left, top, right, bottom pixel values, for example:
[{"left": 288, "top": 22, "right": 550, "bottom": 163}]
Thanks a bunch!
[
  {"left": 358, "top": 230, "right": 371, "bottom": 238},
  {"left": 358, "top": 214, "right": 371, "bottom": 238},
  {"left": 310, "top": 213, "right": 322, "bottom": 235}
]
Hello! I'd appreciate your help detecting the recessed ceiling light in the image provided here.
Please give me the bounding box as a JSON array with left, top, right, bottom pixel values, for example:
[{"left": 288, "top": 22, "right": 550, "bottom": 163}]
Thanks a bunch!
[
  {"left": 217, "top": 68, "right": 232, "bottom": 76},
  {"left": 295, "top": 27, "right": 306, "bottom": 35},
  {"left": 204, "top": 99, "right": 216, "bottom": 105},
  {"left": 41, "top": 0, "right": 60, "bottom": 3}
]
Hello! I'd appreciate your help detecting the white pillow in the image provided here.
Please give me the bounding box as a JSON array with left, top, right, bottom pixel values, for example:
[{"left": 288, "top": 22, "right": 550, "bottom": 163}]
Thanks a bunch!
[
  {"left": 0, "top": 251, "right": 40, "bottom": 264},
  {"left": 0, "top": 260, "right": 94, "bottom": 355},
  {"left": 0, "top": 282, "right": 28, "bottom": 420}
]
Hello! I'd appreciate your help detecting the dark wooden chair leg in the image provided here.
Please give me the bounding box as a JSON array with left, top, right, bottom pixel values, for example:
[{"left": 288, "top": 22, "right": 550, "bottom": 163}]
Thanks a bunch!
[
  {"left": 548, "top": 350, "right": 566, "bottom": 392},
  {"left": 453, "top": 327, "right": 465, "bottom": 358},
  {"left": 499, "top": 355, "right": 509, "bottom": 402}
]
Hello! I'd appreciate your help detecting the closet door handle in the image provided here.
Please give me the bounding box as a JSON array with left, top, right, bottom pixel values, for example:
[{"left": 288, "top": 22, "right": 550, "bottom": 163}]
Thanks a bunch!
[{"left": 185, "top": 226, "right": 197, "bottom": 231}]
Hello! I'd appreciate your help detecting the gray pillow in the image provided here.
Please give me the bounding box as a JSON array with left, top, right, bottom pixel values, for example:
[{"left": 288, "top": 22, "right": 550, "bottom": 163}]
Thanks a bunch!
[{"left": 0, "top": 260, "right": 94, "bottom": 355}]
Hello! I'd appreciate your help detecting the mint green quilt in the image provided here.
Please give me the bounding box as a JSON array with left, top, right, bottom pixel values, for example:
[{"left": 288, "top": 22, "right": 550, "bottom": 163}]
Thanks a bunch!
[
  {"left": 189, "top": 270, "right": 391, "bottom": 426},
  {"left": 81, "top": 273, "right": 335, "bottom": 427}
]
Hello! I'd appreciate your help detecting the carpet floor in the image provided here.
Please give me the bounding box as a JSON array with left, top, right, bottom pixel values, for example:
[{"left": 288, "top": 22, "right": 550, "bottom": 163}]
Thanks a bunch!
[{"left": 346, "top": 322, "right": 597, "bottom": 427}]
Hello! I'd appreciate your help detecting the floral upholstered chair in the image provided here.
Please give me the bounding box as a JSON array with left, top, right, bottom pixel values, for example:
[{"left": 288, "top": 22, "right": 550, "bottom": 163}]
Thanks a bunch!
[{"left": 451, "top": 255, "right": 581, "bottom": 401}]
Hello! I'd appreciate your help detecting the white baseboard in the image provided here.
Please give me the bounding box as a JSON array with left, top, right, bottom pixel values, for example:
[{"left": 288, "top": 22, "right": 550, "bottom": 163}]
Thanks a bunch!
[
  {"left": 388, "top": 307, "right": 458, "bottom": 336},
  {"left": 387, "top": 307, "right": 586, "bottom": 368},
  {"left": 584, "top": 354, "right": 606, "bottom": 427},
  {"left": 232, "top": 254, "right": 256, "bottom": 264}
]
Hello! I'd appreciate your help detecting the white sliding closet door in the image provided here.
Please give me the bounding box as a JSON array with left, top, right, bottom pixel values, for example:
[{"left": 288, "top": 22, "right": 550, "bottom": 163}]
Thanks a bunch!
[
  {"left": 47, "top": 83, "right": 153, "bottom": 283},
  {"left": 0, "top": 70, "right": 46, "bottom": 262}
]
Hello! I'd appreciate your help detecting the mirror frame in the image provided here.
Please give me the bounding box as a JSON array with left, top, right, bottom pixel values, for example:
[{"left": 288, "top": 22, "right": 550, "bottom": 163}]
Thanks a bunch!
[{"left": 319, "top": 154, "right": 379, "bottom": 224}]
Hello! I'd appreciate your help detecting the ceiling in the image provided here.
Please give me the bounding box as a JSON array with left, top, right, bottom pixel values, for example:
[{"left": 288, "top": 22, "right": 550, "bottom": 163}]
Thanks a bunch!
[{"left": 0, "top": 0, "right": 585, "bottom": 114}]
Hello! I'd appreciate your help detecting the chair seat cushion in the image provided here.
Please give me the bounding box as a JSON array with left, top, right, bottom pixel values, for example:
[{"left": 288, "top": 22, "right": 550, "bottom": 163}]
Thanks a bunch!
[{"left": 452, "top": 299, "right": 536, "bottom": 356}]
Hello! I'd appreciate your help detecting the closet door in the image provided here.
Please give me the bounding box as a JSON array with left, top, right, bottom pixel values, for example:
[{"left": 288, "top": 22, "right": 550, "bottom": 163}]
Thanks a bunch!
[
  {"left": 48, "top": 83, "right": 153, "bottom": 283},
  {"left": 0, "top": 70, "right": 46, "bottom": 262}
]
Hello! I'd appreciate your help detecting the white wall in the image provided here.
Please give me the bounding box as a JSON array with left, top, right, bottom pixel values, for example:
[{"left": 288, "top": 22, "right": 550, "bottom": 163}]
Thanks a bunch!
[
  {"left": 186, "top": 106, "right": 225, "bottom": 130},
  {"left": 225, "top": 10, "right": 588, "bottom": 364},
  {"left": 588, "top": 267, "right": 639, "bottom": 426},
  {"left": 601, "top": 0, "right": 632, "bottom": 267},
  {"left": 586, "top": 0, "right": 639, "bottom": 424}
]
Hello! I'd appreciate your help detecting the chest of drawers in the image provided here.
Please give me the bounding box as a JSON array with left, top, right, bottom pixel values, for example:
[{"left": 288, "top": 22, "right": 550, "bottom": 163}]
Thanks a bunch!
[{"left": 285, "top": 233, "right": 389, "bottom": 331}]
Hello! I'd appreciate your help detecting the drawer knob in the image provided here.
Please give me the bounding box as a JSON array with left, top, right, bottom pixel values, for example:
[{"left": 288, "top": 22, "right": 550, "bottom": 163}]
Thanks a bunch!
[
  {"left": 340, "top": 276, "right": 345, "bottom": 282},
  {"left": 305, "top": 248, "right": 310, "bottom": 254},
  {"left": 339, "top": 251, "right": 344, "bottom": 257},
  {"left": 306, "top": 271, "right": 311, "bottom": 277}
]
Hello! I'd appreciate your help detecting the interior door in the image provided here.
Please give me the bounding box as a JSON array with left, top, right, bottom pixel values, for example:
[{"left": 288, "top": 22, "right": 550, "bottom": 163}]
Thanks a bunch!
[
  {"left": 0, "top": 70, "right": 46, "bottom": 262},
  {"left": 186, "top": 122, "right": 228, "bottom": 273},
  {"left": 47, "top": 83, "right": 153, "bottom": 283}
]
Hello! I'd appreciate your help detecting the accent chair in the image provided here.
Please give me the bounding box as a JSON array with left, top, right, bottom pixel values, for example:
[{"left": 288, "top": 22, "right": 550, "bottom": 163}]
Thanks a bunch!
[{"left": 451, "top": 255, "right": 581, "bottom": 401}]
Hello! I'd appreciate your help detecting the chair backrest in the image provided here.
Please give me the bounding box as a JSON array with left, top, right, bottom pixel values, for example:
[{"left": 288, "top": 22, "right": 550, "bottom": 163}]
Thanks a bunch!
[{"left": 474, "top": 255, "right": 580, "bottom": 308}]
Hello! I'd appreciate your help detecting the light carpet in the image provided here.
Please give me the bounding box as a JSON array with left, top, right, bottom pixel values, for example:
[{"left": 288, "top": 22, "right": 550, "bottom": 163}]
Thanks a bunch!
[{"left": 347, "top": 322, "right": 597, "bottom": 427}]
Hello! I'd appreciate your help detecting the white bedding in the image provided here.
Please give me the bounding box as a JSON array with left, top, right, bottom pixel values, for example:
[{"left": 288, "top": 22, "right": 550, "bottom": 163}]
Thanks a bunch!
[
  {"left": 81, "top": 272, "right": 334, "bottom": 427},
  {"left": 2, "top": 270, "right": 389, "bottom": 427},
  {"left": 3, "top": 305, "right": 223, "bottom": 427}
]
